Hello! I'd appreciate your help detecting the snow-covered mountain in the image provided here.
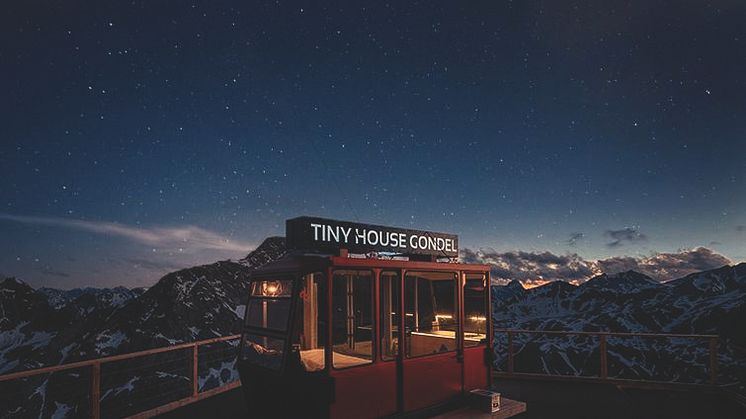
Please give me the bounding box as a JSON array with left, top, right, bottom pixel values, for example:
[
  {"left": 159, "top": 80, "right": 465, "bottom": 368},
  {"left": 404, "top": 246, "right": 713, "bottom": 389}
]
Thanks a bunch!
[
  {"left": 0, "top": 237, "right": 286, "bottom": 418},
  {"left": 0, "top": 237, "right": 286, "bottom": 372},
  {"left": 36, "top": 286, "right": 146, "bottom": 310},
  {"left": 0, "top": 277, "right": 63, "bottom": 374},
  {"left": 492, "top": 264, "right": 746, "bottom": 386},
  {"left": 1, "top": 238, "right": 743, "bottom": 417},
  {"left": 0, "top": 282, "right": 150, "bottom": 375},
  {"left": 68, "top": 236, "right": 285, "bottom": 358}
]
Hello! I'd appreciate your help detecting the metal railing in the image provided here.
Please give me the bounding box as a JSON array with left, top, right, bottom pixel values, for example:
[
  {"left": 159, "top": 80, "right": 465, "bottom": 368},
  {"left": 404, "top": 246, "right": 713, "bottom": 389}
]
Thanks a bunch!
[
  {"left": 0, "top": 329, "right": 729, "bottom": 417},
  {"left": 0, "top": 334, "right": 241, "bottom": 419},
  {"left": 494, "top": 328, "right": 719, "bottom": 388}
]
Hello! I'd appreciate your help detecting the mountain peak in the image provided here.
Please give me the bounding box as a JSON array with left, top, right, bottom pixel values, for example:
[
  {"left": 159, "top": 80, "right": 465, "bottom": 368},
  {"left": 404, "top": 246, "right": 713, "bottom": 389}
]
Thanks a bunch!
[
  {"left": 238, "top": 236, "right": 286, "bottom": 268},
  {"left": 0, "top": 276, "right": 31, "bottom": 290},
  {"left": 666, "top": 262, "right": 746, "bottom": 294},
  {"left": 539, "top": 280, "right": 576, "bottom": 291},
  {"left": 491, "top": 279, "right": 527, "bottom": 303},
  {"left": 506, "top": 280, "right": 525, "bottom": 291},
  {"left": 616, "top": 270, "right": 656, "bottom": 280},
  {"left": 581, "top": 270, "right": 659, "bottom": 293}
]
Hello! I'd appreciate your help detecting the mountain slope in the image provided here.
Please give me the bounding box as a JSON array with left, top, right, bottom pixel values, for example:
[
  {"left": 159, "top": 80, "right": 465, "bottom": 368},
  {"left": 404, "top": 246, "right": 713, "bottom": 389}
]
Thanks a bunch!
[
  {"left": 0, "top": 278, "right": 68, "bottom": 373},
  {"left": 72, "top": 236, "right": 286, "bottom": 359},
  {"left": 0, "top": 237, "right": 288, "bottom": 418},
  {"left": 491, "top": 263, "right": 746, "bottom": 384}
]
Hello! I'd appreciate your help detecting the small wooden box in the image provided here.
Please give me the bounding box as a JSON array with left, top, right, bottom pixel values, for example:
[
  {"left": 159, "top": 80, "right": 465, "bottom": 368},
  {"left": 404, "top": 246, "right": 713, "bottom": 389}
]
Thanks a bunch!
[{"left": 469, "top": 389, "right": 501, "bottom": 413}]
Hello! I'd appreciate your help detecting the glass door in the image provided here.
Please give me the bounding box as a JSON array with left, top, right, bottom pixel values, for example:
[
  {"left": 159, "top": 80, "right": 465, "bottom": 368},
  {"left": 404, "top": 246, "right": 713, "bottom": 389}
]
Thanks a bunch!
[
  {"left": 462, "top": 272, "right": 490, "bottom": 390},
  {"left": 329, "top": 269, "right": 398, "bottom": 419},
  {"left": 401, "top": 271, "right": 462, "bottom": 412},
  {"left": 240, "top": 278, "right": 294, "bottom": 371}
]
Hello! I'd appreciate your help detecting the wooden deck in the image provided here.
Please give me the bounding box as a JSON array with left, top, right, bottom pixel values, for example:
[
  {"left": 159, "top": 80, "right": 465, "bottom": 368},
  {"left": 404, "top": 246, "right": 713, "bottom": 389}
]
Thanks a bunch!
[{"left": 433, "top": 398, "right": 526, "bottom": 419}]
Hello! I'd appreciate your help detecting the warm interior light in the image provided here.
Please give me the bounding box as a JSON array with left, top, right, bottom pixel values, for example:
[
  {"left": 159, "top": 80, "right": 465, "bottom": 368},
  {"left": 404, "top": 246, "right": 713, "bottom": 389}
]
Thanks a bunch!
[
  {"left": 435, "top": 314, "right": 453, "bottom": 320},
  {"left": 262, "top": 281, "right": 282, "bottom": 297},
  {"left": 469, "top": 316, "right": 487, "bottom": 322}
]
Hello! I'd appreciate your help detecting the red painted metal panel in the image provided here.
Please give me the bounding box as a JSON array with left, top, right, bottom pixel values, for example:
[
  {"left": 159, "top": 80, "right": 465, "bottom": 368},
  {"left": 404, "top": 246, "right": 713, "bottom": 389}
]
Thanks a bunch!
[
  {"left": 330, "top": 362, "right": 398, "bottom": 419},
  {"left": 402, "top": 352, "right": 462, "bottom": 412},
  {"left": 463, "top": 346, "right": 489, "bottom": 391}
]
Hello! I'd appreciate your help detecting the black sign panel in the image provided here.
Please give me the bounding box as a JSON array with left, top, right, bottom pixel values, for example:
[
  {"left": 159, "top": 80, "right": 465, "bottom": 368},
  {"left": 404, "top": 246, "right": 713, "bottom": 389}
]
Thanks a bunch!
[{"left": 286, "top": 216, "right": 459, "bottom": 257}]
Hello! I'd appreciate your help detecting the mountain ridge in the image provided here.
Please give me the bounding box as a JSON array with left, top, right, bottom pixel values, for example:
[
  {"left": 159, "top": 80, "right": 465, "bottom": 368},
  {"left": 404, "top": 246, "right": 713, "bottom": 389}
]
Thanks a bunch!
[
  {"left": 491, "top": 262, "right": 746, "bottom": 385},
  {"left": 1, "top": 241, "right": 744, "bottom": 417}
]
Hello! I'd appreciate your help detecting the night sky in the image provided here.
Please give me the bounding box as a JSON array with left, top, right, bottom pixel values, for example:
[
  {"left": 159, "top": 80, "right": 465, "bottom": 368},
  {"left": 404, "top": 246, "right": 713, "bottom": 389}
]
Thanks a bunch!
[{"left": 1, "top": 1, "right": 744, "bottom": 288}]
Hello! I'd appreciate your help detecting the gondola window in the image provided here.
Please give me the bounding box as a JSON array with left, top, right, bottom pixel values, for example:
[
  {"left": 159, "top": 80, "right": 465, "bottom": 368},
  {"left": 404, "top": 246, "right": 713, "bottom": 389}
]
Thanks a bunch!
[
  {"left": 295, "top": 272, "right": 327, "bottom": 371},
  {"left": 332, "top": 270, "right": 374, "bottom": 368},
  {"left": 463, "top": 273, "right": 487, "bottom": 347},
  {"left": 245, "top": 279, "right": 293, "bottom": 331},
  {"left": 404, "top": 271, "right": 458, "bottom": 358},
  {"left": 380, "top": 270, "right": 401, "bottom": 361}
]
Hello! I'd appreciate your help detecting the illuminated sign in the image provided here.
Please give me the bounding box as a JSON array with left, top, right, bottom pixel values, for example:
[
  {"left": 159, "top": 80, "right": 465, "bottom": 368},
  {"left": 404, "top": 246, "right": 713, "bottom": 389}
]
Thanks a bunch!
[{"left": 286, "top": 216, "right": 458, "bottom": 257}]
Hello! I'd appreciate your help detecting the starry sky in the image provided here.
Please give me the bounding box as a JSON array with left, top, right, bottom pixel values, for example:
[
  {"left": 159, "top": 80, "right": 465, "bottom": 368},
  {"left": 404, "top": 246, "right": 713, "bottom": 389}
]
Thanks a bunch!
[{"left": 1, "top": 1, "right": 745, "bottom": 288}]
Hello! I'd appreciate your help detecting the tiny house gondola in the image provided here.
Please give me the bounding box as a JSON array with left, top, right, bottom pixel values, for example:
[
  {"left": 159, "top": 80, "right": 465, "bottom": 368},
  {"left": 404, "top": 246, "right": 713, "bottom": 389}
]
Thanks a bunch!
[{"left": 237, "top": 217, "right": 492, "bottom": 418}]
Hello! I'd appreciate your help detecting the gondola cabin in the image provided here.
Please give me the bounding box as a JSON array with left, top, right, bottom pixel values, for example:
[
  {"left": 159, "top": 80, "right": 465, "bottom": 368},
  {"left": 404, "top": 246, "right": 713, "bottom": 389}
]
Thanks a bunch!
[{"left": 238, "top": 217, "right": 492, "bottom": 418}]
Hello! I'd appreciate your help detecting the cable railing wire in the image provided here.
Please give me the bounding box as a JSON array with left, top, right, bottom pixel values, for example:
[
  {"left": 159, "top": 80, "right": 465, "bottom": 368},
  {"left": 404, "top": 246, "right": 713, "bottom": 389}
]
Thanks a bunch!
[
  {"left": 0, "top": 334, "right": 241, "bottom": 419},
  {"left": 2, "top": 329, "right": 731, "bottom": 418},
  {"left": 492, "top": 328, "right": 721, "bottom": 386}
]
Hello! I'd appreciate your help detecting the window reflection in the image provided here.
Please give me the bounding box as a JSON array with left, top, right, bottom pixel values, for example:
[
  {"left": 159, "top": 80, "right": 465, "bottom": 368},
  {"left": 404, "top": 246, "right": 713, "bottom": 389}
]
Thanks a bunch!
[
  {"left": 332, "top": 270, "right": 374, "bottom": 368},
  {"left": 295, "top": 272, "right": 327, "bottom": 372},
  {"left": 464, "top": 273, "right": 487, "bottom": 347},
  {"left": 240, "top": 334, "right": 285, "bottom": 371},
  {"left": 380, "top": 271, "right": 400, "bottom": 361},
  {"left": 404, "top": 271, "right": 458, "bottom": 358},
  {"left": 246, "top": 279, "right": 293, "bottom": 331}
]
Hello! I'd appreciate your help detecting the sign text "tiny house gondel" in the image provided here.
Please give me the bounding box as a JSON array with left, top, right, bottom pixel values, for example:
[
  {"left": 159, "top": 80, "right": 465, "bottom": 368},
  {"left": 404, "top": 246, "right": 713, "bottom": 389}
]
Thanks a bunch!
[{"left": 286, "top": 216, "right": 459, "bottom": 257}]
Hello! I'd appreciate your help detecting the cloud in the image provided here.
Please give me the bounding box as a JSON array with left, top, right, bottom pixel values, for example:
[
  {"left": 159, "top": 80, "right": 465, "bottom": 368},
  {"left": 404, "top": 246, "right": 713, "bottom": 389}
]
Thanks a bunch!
[
  {"left": 0, "top": 213, "right": 254, "bottom": 254},
  {"left": 566, "top": 232, "right": 584, "bottom": 246},
  {"left": 40, "top": 269, "right": 70, "bottom": 278},
  {"left": 737, "top": 225, "right": 746, "bottom": 233},
  {"left": 604, "top": 227, "right": 647, "bottom": 248},
  {"left": 121, "top": 258, "right": 185, "bottom": 272},
  {"left": 463, "top": 248, "right": 598, "bottom": 285},
  {"left": 597, "top": 247, "right": 732, "bottom": 281},
  {"left": 462, "top": 246, "right": 732, "bottom": 285}
]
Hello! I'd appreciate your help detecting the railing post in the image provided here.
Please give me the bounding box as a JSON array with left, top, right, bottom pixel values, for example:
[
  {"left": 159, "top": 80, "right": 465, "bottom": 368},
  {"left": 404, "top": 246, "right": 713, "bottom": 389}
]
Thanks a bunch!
[
  {"left": 599, "top": 334, "right": 608, "bottom": 380},
  {"left": 709, "top": 336, "right": 718, "bottom": 385},
  {"left": 192, "top": 344, "right": 199, "bottom": 397},
  {"left": 91, "top": 362, "right": 100, "bottom": 419},
  {"left": 507, "top": 331, "right": 514, "bottom": 375}
]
